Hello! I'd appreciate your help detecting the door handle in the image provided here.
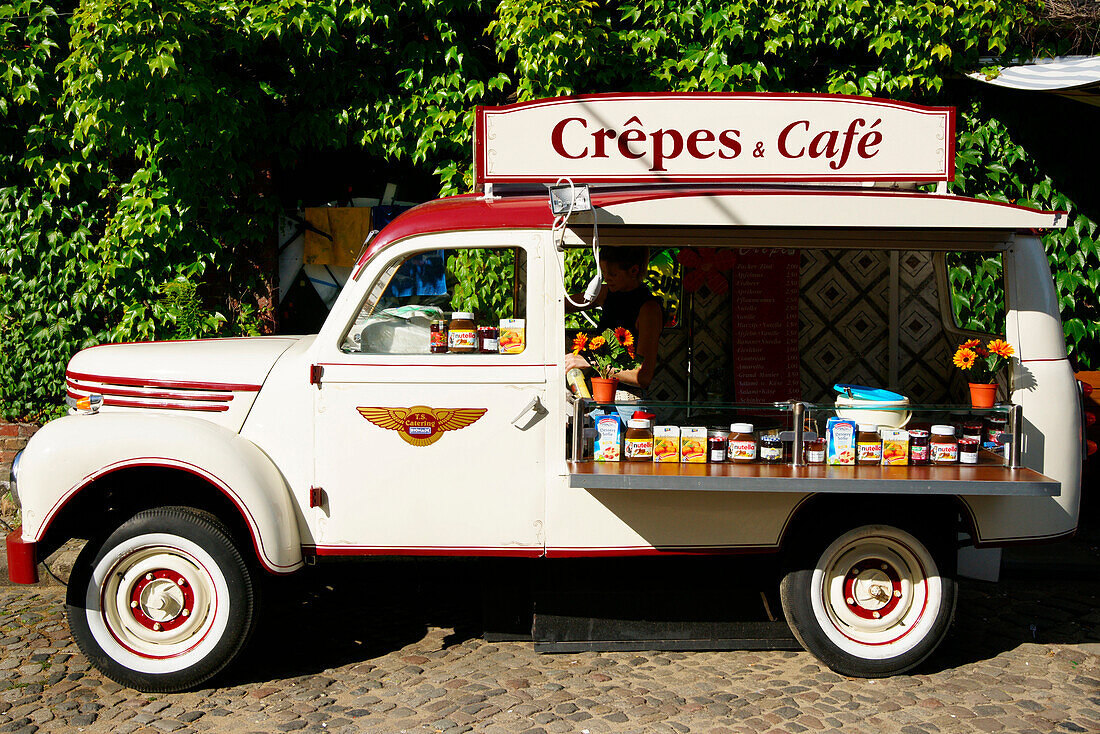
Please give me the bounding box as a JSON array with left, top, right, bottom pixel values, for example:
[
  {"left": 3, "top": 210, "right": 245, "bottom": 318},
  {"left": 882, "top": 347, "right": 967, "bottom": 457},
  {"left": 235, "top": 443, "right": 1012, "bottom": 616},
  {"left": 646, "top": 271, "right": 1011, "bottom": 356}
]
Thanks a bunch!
[{"left": 512, "top": 395, "right": 548, "bottom": 430}]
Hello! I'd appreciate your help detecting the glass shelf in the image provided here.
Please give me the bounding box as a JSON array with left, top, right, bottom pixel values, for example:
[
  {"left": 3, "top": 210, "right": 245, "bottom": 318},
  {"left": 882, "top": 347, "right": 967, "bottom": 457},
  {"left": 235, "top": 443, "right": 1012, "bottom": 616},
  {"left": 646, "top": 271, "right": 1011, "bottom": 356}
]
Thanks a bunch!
[{"left": 570, "top": 398, "right": 1014, "bottom": 414}]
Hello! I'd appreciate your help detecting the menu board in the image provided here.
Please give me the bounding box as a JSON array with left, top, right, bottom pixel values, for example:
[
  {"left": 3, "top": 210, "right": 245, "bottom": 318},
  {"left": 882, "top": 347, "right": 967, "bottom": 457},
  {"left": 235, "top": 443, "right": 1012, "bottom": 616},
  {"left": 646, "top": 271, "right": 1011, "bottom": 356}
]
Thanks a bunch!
[{"left": 732, "top": 251, "right": 801, "bottom": 402}]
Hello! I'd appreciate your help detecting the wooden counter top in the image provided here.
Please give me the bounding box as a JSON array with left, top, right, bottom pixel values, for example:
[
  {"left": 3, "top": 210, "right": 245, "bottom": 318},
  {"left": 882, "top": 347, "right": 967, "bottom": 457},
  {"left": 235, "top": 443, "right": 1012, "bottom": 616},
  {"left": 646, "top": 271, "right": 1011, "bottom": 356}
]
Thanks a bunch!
[{"left": 566, "top": 457, "right": 1059, "bottom": 496}]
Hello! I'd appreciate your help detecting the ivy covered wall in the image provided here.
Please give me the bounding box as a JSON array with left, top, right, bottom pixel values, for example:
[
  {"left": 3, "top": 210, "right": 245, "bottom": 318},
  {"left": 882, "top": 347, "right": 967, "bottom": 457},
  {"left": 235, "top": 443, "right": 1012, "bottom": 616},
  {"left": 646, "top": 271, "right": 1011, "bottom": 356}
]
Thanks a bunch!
[{"left": 1, "top": 0, "right": 1096, "bottom": 421}]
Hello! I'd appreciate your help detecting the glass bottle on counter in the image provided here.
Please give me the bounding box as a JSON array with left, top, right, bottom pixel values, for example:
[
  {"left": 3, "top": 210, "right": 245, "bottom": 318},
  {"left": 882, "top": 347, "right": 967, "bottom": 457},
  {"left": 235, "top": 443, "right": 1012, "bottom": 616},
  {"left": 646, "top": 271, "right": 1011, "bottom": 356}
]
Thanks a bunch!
[
  {"left": 930, "top": 425, "right": 959, "bottom": 465},
  {"left": 623, "top": 419, "right": 654, "bottom": 461},
  {"left": 856, "top": 424, "right": 882, "bottom": 465},
  {"left": 727, "top": 423, "right": 757, "bottom": 463},
  {"left": 760, "top": 434, "right": 783, "bottom": 464},
  {"left": 909, "top": 429, "right": 930, "bottom": 466},
  {"left": 804, "top": 438, "right": 826, "bottom": 464}
]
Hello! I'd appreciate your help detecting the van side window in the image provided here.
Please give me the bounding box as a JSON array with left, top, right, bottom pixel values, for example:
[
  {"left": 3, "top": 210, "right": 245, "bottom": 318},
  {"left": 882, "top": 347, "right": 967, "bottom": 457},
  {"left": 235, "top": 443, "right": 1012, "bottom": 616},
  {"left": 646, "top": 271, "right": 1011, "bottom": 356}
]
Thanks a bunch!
[
  {"left": 947, "top": 252, "right": 1005, "bottom": 333},
  {"left": 342, "top": 247, "right": 527, "bottom": 354}
]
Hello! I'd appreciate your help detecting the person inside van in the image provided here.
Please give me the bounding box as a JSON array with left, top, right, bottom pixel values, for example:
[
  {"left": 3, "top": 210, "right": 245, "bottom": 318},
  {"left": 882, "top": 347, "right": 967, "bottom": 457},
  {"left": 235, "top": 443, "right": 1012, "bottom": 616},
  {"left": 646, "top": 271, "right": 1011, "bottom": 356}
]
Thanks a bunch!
[{"left": 564, "top": 246, "right": 663, "bottom": 400}]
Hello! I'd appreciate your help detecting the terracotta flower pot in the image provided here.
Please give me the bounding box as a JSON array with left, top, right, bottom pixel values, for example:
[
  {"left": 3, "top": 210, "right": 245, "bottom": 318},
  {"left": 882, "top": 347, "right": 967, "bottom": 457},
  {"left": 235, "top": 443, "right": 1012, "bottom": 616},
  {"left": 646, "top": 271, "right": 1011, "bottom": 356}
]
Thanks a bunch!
[
  {"left": 968, "top": 382, "right": 997, "bottom": 409},
  {"left": 591, "top": 377, "right": 618, "bottom": 404}
]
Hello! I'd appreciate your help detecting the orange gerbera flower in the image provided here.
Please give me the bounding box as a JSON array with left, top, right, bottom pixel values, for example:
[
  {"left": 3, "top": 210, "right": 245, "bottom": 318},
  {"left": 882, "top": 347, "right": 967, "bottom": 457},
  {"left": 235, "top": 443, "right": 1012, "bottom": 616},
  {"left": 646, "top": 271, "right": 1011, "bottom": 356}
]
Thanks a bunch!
[
  {"left": 626, "top": 343, "right": 636, "bottom": 359},
  {"left": 953, "top": 347, "right": 977, "bottom": 370},
  {"left": 987, "top": 339, "right": 1015, "bottom": 358},
  {"left": 613, "top": 327, "right": 634, "bottom": 349},
  {"left": 571, "top": 333, "right": 588, "bottom": 354},
  {"left": 961, "top": 338, "right": 981, "bottom": 349},
  {"left": 589, "top": 335, "right": 606, "bottom": 350}
]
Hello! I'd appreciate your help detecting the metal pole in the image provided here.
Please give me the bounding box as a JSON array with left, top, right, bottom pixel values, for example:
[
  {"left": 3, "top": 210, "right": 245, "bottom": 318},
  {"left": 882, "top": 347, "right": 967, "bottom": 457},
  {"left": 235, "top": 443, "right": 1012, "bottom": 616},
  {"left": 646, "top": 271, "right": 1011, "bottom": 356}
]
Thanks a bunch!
[
  {"left": 791, "top": 401, "right": 805, "bottom": 467},
  {"left": 571, "top": 398, "right": 584, "bottom": 462},
  {"left": 1008, "top": 403, "right": 1023, "bottom": 469}
]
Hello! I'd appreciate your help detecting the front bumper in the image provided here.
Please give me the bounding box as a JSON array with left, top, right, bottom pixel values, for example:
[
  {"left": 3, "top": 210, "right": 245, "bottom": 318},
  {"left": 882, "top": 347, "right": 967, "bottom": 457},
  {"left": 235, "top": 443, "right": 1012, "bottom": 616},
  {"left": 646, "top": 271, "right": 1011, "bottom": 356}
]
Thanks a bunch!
[{"left": 6, "top": 528, "right": 38, "bottom": 584}]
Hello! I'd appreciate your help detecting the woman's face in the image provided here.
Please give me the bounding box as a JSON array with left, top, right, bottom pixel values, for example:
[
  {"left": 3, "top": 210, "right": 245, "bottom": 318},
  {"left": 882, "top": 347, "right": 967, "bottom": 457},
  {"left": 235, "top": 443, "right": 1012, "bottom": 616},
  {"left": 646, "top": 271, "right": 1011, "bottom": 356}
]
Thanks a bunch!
[{"left": 599, "top": 261, "right": 642, "bottom": 292}]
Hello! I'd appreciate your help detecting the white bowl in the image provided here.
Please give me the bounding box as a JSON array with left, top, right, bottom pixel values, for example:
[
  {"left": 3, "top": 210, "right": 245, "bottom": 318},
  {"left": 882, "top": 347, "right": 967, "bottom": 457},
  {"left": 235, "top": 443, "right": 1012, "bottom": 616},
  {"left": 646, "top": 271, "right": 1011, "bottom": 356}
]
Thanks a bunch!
[{"left": 835, "top": 396, "right": 911, "bottom": 428}]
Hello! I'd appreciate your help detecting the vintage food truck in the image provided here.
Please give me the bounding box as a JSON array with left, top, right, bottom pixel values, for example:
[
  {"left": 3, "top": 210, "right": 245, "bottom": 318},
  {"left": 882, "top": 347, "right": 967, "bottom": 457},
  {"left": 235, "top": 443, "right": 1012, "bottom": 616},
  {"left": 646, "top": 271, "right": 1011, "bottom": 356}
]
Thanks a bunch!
[{"left": 6, "top": 94, "right": 1083, "bottom": 691}]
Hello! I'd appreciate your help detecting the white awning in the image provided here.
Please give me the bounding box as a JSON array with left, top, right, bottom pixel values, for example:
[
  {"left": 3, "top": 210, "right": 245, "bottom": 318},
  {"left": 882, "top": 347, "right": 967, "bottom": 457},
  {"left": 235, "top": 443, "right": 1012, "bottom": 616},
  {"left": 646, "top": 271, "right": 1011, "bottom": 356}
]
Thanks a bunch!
[{"left": 970, "top": 56, "right": 1100, "bottom": 105}]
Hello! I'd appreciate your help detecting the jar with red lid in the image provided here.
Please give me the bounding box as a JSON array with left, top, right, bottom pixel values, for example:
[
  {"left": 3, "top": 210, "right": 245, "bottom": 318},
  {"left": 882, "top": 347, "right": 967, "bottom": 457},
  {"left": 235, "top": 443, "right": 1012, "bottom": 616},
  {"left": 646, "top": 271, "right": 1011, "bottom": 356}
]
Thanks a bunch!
[
  {"left": 478, "top": 325, "right": 499, "bottom": 353},
  {"left": 909, "top": 429, "right": 930, "bottom": 466},
  {"left": 962, "top": 420, "right": 983, "bottom": 442},
  {"left": 959, "top": 437, "right": 979, "bottom": 464},
  {"left": 430, "top": 320, "right": 448, "bottom": 353}
]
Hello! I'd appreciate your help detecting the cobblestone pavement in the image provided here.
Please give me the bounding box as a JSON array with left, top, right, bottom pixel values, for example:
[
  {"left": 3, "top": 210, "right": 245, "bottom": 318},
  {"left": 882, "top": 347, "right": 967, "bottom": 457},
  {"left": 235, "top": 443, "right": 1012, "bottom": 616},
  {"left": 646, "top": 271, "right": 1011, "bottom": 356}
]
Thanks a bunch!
[{"left": 0, "top": 557, "right": 1097, "bottom": 734}]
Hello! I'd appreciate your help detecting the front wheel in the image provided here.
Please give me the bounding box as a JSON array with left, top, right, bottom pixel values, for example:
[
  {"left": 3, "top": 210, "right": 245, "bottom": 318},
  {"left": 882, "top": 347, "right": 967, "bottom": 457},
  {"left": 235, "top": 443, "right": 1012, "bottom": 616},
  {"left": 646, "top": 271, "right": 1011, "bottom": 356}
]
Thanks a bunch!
[
  {"left": 66, "top": 507, "right": 258, "bottom": 692},
  {"left": 780, "top": 523, "right": 956, "bottom": 677}
]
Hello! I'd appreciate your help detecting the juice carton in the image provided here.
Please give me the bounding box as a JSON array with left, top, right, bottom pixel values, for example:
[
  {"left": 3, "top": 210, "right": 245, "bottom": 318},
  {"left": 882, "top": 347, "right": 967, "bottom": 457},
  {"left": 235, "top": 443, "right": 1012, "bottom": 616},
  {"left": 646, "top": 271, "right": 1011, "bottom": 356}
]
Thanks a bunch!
[
  {"left": 653, "top": 426, "right": 680, "bottom": 462},
  {"left": 881, "top": 428, "right": 910, "bottom": 465},
  {"left": 593, "top": 414, "right": 622, "bottom": 462},
  {"left": 498, "top": 318, "right": 526, "bottom": 354},
  {"left": 680, "top": 427, "right": 707, "bottom": 463},
  {"left": 826, "top": 417, "right": 857, "bottom": 465}
]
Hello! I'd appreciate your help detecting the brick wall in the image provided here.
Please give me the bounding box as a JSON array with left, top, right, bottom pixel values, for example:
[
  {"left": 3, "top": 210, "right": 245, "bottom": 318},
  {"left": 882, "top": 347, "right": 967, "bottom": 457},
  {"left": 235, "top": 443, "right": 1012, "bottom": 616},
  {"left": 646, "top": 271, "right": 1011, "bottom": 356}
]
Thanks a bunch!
[{"left": 0, "top": 422, "right": 39, "bottom": 496}]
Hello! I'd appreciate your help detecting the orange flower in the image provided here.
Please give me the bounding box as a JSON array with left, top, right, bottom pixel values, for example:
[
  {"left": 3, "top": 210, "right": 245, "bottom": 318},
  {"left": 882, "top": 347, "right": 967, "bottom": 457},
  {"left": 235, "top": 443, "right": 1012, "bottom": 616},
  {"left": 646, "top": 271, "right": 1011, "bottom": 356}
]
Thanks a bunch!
[
  {"left": 626, "top": 343, "right": 636, "bottom": 359},
  {"left": 987, "top": 339, "right": 1014, "bottom": 358},
  {"left": 953, "top": 347, "right": 977, "bottom": 370},
  {"left": 589, "top": 336, "right": 606, "bottom": 350},
  {"left": 613, "top": 327, "right": 634, "bottom": 349},
  {"left": 571, "top": 333, "right": 588, "bottom": 354},
  {"left": 961, "top": 338, "right": 980, "bottom": 349}
]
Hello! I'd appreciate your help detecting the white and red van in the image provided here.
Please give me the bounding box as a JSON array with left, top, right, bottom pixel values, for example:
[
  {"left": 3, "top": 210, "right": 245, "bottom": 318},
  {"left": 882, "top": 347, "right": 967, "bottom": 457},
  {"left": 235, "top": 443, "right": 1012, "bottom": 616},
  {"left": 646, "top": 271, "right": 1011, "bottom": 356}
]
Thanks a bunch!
[{"left": 6, "top": 93, "right": 1082, "bottom": 690}]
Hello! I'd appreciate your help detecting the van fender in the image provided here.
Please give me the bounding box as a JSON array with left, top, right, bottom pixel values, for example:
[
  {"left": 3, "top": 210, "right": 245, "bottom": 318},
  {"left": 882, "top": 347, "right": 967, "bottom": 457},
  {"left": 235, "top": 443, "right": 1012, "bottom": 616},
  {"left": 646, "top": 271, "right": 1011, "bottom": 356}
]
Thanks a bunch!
[{"left": 17, "top": 413, "right": 303, "bottom": 573}]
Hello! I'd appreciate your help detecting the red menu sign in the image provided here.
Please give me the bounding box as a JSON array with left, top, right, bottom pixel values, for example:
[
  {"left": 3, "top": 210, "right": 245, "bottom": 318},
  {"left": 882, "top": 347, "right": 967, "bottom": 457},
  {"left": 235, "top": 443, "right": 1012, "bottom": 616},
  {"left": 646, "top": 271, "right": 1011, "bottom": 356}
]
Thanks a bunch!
[{"left": 732, "top": 251, "right": 801, "bottom": 402}]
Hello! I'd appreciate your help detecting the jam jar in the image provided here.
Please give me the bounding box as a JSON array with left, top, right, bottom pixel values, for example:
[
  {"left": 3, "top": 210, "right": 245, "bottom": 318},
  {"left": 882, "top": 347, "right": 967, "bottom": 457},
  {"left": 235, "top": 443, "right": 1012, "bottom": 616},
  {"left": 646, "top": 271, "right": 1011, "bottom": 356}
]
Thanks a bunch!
[
  {"left": 478, "top": 325, "right": 499, "bottom": 353},
  {"left": 760, "top": 434, "right": 783, "bottom": 464},
  {"left": 930, "top": 425, "right": 959, "bottom": 465},
  {"left": 430, "top": 319, "right": 448, "bottom": 353},
  {"left": 962, "top": 420, "right": 983, "bottom": 443},
  {"left": 959, "top": 437, "right": 979, "bottom": 464},
  {"left": 909, "top": 429, "right": 930, "bottom": 466},
  {"left": 707, "top": 429, "right": 729, "bottom": 463},
  {"left": 804, "top": 438, "right": 826, "bottom": 464}
]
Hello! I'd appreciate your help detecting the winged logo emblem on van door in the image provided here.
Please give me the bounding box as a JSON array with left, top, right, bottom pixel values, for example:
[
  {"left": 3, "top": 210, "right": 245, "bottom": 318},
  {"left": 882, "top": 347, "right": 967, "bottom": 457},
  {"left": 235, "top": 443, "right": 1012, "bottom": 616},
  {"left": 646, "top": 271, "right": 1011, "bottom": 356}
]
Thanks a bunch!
[{"left": 356, "top": 406, "right": 488, "bottom": 446}]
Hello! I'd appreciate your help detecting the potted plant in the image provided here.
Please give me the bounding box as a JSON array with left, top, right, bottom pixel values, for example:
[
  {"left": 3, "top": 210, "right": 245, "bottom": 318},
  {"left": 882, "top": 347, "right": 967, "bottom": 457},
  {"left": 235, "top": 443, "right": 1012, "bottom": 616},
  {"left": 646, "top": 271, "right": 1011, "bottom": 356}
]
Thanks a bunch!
[
  {"left": 952, "top": 338, "right": 1015, "bottom": 408},
  {"left": 572, "top": 327, "right": 640, "bottom": 403}
]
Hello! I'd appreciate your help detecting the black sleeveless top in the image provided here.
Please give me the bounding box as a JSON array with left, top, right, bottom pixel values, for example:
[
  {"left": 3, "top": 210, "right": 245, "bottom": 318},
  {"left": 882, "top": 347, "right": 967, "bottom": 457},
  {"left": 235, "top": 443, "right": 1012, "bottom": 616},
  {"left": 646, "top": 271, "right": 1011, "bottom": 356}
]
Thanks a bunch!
[{"left": 597, "top": 285, "right": 659, "bottom": 335}]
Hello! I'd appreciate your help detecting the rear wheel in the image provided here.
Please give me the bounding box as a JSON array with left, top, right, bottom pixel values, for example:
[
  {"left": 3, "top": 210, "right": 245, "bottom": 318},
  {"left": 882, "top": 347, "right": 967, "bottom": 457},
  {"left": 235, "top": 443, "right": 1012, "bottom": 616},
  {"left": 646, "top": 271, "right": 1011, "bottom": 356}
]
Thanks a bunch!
[
  {"left": 780, "top": 523, "right": 956, "bottom": 677},
  {"left": 66, "top": 507, "right": 258, "bottom": 692}
]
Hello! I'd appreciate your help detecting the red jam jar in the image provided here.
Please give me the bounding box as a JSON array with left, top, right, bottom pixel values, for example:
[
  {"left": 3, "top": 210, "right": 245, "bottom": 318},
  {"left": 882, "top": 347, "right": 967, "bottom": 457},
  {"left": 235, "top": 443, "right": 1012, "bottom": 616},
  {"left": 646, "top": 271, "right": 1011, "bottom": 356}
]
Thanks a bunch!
[{"left": 909, "top": 429, "right": 930, "bottom": 466}]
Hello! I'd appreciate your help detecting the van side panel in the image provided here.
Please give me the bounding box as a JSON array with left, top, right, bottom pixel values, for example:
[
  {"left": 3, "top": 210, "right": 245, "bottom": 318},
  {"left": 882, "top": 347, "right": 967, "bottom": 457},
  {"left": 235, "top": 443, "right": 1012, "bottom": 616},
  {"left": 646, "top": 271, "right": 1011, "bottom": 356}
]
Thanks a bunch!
[{"left": 962, "top": 235, "right": 1082, "bottom": 543}]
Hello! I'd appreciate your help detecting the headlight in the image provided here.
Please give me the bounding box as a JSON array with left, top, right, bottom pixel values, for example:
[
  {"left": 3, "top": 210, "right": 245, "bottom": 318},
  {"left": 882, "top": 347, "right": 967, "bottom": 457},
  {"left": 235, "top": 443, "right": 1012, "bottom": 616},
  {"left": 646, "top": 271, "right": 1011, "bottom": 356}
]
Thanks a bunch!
[{"left": 8, "top": 450, "right": 21, "bottom": 509}]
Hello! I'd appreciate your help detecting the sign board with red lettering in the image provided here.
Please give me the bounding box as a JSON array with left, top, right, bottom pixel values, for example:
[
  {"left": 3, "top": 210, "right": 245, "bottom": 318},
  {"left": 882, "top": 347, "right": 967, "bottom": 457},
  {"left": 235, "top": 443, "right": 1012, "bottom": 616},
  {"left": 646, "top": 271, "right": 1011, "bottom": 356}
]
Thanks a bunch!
[{"left": 474, "top": 93, "right": 954, "bottom": 185}]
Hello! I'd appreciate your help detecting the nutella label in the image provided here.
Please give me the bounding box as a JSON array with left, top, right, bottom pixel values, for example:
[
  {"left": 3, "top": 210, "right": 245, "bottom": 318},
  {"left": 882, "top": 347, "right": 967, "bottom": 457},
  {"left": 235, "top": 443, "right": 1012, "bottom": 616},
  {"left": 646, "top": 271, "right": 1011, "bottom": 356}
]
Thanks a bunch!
[
  {"left": 625, "top": 437, "right": 653, "bottom": 459},
  {"left": 448, "top": 329, "right": 477, "bottom": 350},
  {"left": 911, "top": 444, "right": 929, "bottom": 462},
  {"left": 857, "top": 443, "right": 882, "bottom": 462},
  {"left": 728, "top": 440, "right": 757, "bottom": 461},
  {"left": 931, "top": 443, "right": 958, "bottom": 463}
]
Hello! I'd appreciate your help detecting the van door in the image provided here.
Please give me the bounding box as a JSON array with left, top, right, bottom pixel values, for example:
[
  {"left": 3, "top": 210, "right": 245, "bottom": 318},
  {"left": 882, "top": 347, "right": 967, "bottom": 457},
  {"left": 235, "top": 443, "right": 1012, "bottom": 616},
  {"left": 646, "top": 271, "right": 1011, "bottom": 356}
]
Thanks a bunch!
[{"left": 310, "top": 232, "right": 549, "bottom": 555}]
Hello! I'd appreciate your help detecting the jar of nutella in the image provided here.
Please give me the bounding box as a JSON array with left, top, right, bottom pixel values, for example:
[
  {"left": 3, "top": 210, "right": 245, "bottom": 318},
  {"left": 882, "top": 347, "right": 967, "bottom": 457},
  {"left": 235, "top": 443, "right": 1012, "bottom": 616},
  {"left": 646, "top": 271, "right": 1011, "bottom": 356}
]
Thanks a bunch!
[
  {"left": 909, "top": 429, "right": 930, "bottom": 466},
  {"left": 707, "top": 429, "right": 729, "bottom": 463},
  {"left": 959, "top": 437, "right": 979, "bottom": 464},
  {"left": 804, "top": 438, "right": 826, "bottom": 464},
  {"left": 430, "top": 319, "right": 448, "bottom": 353},
  {"left": 760, "top": 434, "right": 783, "bottom": 464},
  {"left": 727, "top": 423, "right": 757, "bottom": 463},
  {"left": 624, "top": 419, "right": 654, "bottom": 461},
  {"left": 930, "top": 425, "right": 959, "bottom": 465},
  {"left": 447, "top": 312, "right": 477, "bottom": 353},
  {"left": 856, "top": 424, "right": 882, "bottom": 465}
]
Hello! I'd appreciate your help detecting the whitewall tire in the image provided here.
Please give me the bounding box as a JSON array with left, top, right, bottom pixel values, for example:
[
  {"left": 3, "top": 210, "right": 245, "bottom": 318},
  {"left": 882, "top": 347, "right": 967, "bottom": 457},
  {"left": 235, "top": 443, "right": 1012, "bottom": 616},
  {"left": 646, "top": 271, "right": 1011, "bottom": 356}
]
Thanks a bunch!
[
  {"left": 780, "top": 524, "right": 957, "bottom": 677},
  {"left": 67, "top": 507, "right": 258, "bottom": 692}
]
